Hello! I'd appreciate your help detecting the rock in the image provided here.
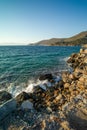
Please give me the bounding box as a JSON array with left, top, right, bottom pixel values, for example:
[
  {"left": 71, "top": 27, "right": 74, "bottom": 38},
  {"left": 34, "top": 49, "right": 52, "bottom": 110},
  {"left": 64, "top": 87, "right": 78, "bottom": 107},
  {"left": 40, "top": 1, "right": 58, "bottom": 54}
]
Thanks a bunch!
[
  {"left": 21, "top": 100, "right": 33, "bottom": 110},
  {"left": 39, "top": 73, "right": 53, "bottom": 81},
  {"left": 58, "top": 80, "right": 64, "bottom": 88},
  {"left": 69, "top": 74, "right": 75, "bottom": 79},
  {"left": 60, "top": 121, "right": 70, "bottom": 130},
  {"left": 67, "top": 109, "right": 87, "bottom": 130},
  {"left": 64, "top": 83, "right": 70, "bottom": 89},
  {"left": 55, "top": 94, "right": 62, "bottom": 101},
  {"left": 46, "top": 107, "right": 52, "bottom": 113},
  {"left": 0, "top": 99, "right": 17, "bottom": 121},
  {"left": 80, "top": 49, "right": 84, "bottom": 53},
  {"left": 62, "top": 72, "right": 70, "bottom": 83},
  {"left": 80, "top": 49, "right": 87, "bottom": 54},
  {"left": 16, "top": 92, "right": 32, "bottom": 104},
  {"left": 54, "top": 76, "right": 61, "bottom": 82},
  {"left": 79, "top": 76, "right": 85, "bottom": 82},
  {"left": 39, "top": 84, "right": 46, "bottom": 91},
  {"left": 0, "top": 91, "right": 12, "bottom": 105}
]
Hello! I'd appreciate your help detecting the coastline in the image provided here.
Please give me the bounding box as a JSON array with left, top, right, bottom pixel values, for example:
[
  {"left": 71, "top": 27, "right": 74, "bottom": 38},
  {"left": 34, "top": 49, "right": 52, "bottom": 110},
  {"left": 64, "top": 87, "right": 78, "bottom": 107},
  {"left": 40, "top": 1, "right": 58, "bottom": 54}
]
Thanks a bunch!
[{"left": 0, "top": 48, "right": 87, "bottom": 130}]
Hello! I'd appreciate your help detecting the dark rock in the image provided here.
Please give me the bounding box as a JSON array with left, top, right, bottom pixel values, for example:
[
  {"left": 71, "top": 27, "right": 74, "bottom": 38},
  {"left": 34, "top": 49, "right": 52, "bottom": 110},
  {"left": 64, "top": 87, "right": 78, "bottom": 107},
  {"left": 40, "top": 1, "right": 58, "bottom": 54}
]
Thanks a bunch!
[
  {"left": 67, "top": 58, "right": 75, "bottom": 63},
  {"left": 0, "top": 91, "right": 12, "bottom": 105},
  {"left": 16, "top": 92, "right": 32, "bottom": 104},
  {"left": 39, "top": 73, "right": 53, "bottom": 81},
  {"left": 67, "top": 109, "right": 87, "bottom": 130},
  {"left": 58, "top": 80, "right": 64, "bottom": 88},
  {"left": 0, "top": 99, "right": 17, "bottom": 121}
]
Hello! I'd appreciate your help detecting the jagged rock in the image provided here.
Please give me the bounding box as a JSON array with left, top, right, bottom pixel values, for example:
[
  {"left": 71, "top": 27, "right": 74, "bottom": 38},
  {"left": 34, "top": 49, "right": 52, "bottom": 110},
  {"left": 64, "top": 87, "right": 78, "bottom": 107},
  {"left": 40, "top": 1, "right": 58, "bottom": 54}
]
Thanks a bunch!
[
  {"left": 16, "top": 92, "right": 32, "bottom": 104},
  {"left": 39, "top": 73, "right": 53, "bottom": 81},
  {"left": 0, "top": 91, "right": 12, "bottom": 105}
]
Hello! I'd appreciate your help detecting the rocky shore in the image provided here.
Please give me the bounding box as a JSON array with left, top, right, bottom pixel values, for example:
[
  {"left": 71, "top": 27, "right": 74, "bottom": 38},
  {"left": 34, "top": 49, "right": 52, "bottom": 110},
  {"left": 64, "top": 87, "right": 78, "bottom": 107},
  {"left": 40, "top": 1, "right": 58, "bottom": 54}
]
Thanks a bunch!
[{"left": 0, "top": 48, "right": 87, "bottom": 130}]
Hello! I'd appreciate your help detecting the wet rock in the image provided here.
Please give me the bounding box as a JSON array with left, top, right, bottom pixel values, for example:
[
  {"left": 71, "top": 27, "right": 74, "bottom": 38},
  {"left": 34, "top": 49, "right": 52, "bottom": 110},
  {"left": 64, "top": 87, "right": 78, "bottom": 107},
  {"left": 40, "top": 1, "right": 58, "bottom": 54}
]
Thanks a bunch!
[
  {"left": 16, "top": 92, "right": 32, "bottom": 104},
  {"left": 21, "top": 100, "right": 33, "bottom": 110},
  {"left": 39, "top": 73, "right": 53, "bottom": 81},
  {"left": 58, "top": 80, "right": 64, "bottom": 88},
  {"left": 0, "top": 99, "right": 17, "bottom": 121},
  {"left": 67, "top": 109, "right": 87, "bottom": 130},
  {"left": 39, "top": 84, "right": 47, "bottom": 90},
  {"left": 0, "top": 91, "right": 12, "bottom": 105}
]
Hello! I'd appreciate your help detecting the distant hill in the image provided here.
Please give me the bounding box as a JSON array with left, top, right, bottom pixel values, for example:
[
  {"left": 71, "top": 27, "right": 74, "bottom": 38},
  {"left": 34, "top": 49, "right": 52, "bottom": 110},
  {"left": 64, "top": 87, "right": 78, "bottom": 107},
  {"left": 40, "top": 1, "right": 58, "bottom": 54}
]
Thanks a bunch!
[{"left": 29, "top": 31, "right": 87, "bottom": 46}]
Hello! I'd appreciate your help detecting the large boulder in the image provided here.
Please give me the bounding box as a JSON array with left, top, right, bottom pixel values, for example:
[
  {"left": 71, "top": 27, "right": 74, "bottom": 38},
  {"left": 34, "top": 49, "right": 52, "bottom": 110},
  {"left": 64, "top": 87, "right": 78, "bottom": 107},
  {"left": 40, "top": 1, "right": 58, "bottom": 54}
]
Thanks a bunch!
[
  {"left": 0, "top": 99, "right": 17, "bottom": 121},
  {"left": 0, "top": 91, "right": 12, "bottom": 105},
  {"left": 39, "top": 73, "right": 53, "bottom": 81},
  {"left": 16, "top": 92, "right": 32, "bottom": 104},
  {"left": 67, "top": 109, "right": 87, "bottom": 130}
]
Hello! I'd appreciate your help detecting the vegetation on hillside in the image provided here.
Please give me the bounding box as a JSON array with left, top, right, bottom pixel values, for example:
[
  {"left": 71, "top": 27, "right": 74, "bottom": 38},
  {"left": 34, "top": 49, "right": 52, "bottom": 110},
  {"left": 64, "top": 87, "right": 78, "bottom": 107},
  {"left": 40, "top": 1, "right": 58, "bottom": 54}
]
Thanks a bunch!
[{"left": 30, "top": 31, "right": 87, "bottom": 46}]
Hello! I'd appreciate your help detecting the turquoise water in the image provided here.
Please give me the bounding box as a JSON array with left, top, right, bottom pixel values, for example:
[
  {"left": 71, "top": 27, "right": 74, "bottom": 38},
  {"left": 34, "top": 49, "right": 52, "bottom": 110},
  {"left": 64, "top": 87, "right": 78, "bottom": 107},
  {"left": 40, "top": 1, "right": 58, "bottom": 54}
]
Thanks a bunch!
[{"left": 0, "top": 46, "right": 80, "bottom": 88}]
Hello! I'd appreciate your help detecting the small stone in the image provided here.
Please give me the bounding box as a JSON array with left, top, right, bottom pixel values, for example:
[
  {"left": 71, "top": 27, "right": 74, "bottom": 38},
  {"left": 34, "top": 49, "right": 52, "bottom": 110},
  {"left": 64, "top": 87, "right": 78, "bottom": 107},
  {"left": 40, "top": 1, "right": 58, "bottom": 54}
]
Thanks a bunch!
[
  {"left": 69, "top": 74, "right": 74, "bottom": 79},
  {"left": 64, "top": 83, "right": 70, "bottom": 89},
  {"left": 55, "top": 94, "right": 62, "bottom": 101},
  {"left": 46, "top": 107, "right": 52, "bottom": 113},
  {"left": 79, "top": 77, "right": 85, "bottom": 82},
  {"left": 80, "top": 49, "right": 84, "bottom": 53}
]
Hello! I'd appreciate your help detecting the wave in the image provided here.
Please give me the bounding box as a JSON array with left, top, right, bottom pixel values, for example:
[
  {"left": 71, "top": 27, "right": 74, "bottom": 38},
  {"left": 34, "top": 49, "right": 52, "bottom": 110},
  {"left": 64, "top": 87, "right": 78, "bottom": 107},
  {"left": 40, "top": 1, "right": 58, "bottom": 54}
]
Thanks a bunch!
[
  {"left": 63, "top": 57, "right": 70, "bottom": 61},
  {"left": 7, "top": 75, "right": 62, "bottom": 97}
]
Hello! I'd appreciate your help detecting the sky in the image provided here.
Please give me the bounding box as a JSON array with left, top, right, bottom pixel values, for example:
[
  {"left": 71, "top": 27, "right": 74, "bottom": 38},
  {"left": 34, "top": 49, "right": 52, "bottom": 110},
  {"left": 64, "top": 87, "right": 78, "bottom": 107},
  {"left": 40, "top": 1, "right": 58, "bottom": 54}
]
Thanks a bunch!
[{"left": 0, "top": 0, "right": 87, "bottom": 45}]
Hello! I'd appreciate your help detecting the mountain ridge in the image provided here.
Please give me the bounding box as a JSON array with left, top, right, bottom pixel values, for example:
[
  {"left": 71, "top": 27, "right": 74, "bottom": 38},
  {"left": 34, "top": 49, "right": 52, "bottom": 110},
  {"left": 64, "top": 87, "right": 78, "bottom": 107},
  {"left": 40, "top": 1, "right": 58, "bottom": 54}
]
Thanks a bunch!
[{"left": 29, "top": 31, "right": 87, "bottom": 46}]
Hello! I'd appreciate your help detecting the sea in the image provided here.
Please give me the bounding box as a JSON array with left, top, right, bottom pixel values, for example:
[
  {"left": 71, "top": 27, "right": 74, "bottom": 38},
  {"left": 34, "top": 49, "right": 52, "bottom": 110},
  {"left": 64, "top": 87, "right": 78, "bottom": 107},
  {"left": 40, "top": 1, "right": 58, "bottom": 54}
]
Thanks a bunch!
[{"left": 0, "top": 46, "right": 81, "bottom": 96}]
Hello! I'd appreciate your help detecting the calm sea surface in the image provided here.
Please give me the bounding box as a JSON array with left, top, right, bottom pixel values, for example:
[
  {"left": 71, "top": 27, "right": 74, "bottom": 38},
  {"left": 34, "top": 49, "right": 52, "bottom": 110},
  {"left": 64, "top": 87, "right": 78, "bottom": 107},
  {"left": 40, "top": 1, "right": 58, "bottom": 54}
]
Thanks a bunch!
[{"left": 0, "top": 46, "right": 80, "bottom": 88}]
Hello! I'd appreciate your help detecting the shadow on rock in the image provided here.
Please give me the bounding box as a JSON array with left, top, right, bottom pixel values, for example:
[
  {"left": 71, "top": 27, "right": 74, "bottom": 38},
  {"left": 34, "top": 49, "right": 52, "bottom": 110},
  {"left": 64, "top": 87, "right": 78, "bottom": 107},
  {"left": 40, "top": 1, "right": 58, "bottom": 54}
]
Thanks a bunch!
[{"left": 67, "top": 109, "right": 87, "bottom": 130}]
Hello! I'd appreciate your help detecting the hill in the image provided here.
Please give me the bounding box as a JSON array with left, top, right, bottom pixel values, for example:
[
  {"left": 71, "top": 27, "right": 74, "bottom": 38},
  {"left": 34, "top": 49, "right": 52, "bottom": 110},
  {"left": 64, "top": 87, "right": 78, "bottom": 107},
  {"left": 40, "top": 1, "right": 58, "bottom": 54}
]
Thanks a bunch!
[{"left": 30, "top": 31, "right": 87, "bottom": 46}]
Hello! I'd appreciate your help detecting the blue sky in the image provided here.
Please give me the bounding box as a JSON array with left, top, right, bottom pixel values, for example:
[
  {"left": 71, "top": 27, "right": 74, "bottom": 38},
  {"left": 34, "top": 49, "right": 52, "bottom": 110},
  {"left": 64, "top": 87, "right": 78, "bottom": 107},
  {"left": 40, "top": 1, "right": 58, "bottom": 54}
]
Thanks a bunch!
[{"left": 0, "top": 0, "right": 87, "bottom": 45}]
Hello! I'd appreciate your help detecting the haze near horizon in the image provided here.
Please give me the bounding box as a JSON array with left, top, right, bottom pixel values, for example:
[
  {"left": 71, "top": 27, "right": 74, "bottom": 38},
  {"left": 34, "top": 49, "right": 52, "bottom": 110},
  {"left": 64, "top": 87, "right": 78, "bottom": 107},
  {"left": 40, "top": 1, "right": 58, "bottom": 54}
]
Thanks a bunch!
[{"left": 0, "top": 0, "right": 87, "bottom": 45}]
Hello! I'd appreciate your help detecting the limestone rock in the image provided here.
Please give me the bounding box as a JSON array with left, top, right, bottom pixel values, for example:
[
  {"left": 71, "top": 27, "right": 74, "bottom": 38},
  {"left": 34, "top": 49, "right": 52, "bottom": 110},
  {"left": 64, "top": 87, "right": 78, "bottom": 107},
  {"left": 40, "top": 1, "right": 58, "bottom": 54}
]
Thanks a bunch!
[{"left": 64, "top": 83, "right": 70, "bottom": 89}]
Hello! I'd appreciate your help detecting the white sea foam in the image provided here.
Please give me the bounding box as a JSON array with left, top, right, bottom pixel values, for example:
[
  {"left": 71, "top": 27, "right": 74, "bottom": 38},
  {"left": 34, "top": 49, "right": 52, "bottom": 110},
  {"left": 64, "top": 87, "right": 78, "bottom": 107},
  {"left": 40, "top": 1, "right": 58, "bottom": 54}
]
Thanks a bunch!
[
  {"left": 54, "top": 76, "right": 61, "bottom": 82},
  {"left": 8, "top": 84, "right": 24, "bottom": 97},
  {"left": 63, "top": 57, "right": 70, "bottom": 61},
  {"left": 8, "top": 75, "right": 62, "bottom": 97},
  {"left": 25, "top": 84, "right": 34, "bottom": 93}
]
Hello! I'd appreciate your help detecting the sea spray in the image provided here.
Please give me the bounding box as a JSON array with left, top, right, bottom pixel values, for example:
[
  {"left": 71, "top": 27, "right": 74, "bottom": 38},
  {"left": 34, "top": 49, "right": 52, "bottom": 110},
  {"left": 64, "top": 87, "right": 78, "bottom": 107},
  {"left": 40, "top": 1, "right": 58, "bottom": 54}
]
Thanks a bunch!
[{"left": 8, "top": 75, "right": 62, "bottom": 97}]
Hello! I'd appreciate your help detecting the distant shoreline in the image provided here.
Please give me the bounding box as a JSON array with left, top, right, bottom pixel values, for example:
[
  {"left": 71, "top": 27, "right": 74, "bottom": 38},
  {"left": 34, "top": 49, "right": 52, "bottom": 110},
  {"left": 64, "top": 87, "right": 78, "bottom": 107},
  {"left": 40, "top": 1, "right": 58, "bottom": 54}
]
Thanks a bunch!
[{"left": 28, "top": 31, "right": 87, "bottom": 46}]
